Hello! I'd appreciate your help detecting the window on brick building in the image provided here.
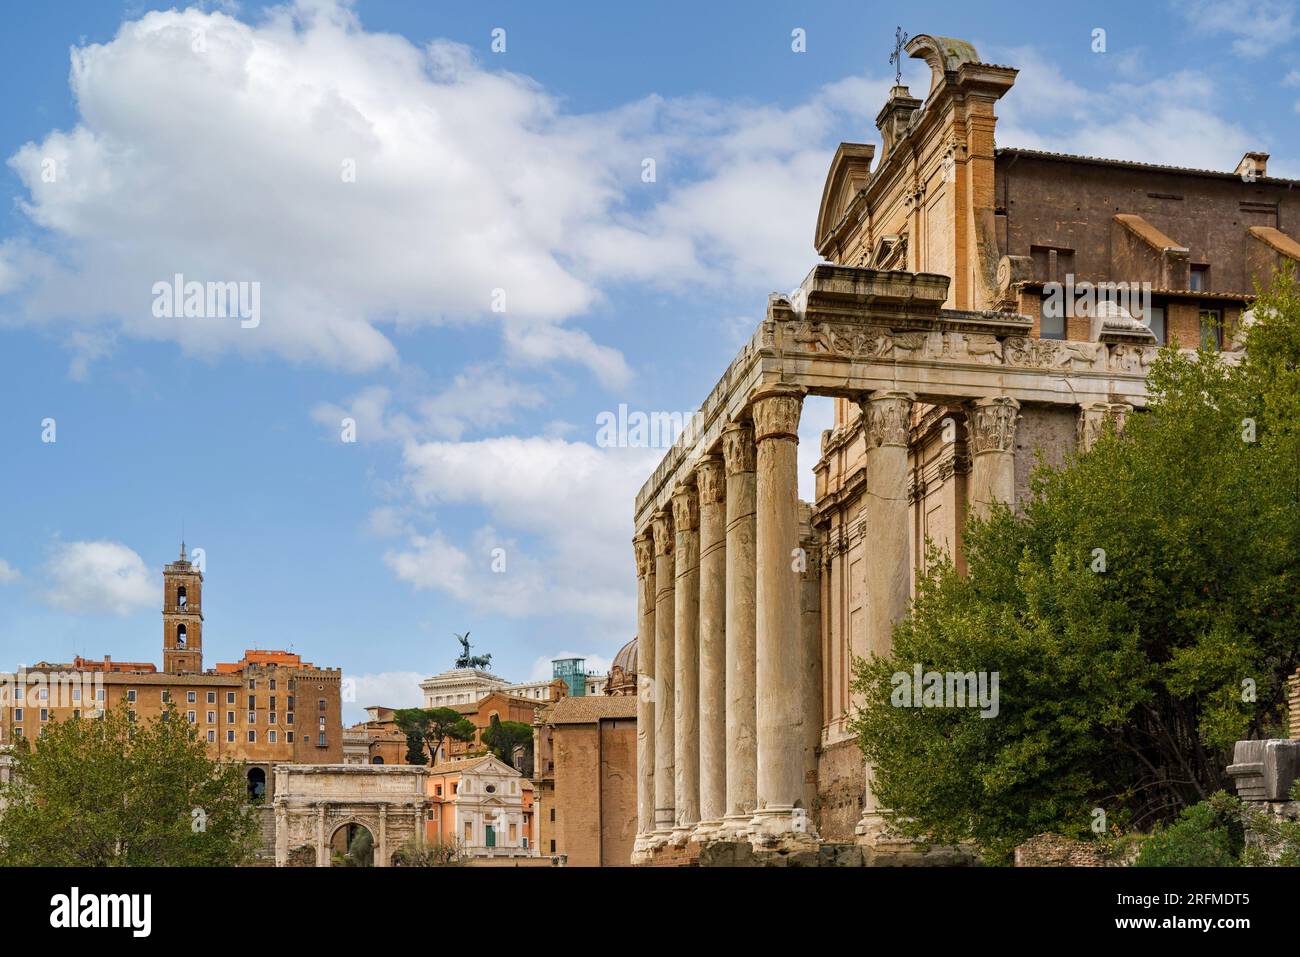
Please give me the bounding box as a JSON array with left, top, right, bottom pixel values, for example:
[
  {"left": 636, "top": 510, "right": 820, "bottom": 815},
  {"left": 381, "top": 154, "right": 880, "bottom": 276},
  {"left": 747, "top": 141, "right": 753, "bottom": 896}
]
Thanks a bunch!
[
  {"left": 187, "top": 691, "right": 196, "bottom": 703},
  {"left": 286, "top": 732, "right": 294, "bottom": 743},
  {"left": 227, "top": 711, "right": 235, "bottom": 723},
  {"left": 1199, "top": 308, "right": 1223, "bottom": 349},
  {"left": 227, "top": 730, "right": 235, "bottom": 743},
  {"left": 207, "top": 691, "right": 215, "bottom": 704},
  {"left": 207, "top": 711, "right": 215, "bottom": 723},
  {"left": 177, "top": 585, "right": 187, "bottom": 609},
  {"left": 247, "top": 730, "right": 256, "bottom": 743},
  {"left": 227, "top": 692, "right": 235, "bottom": 704},
  {"left": 1190, "top": 264, "right": 1209, "bottom": 292},
  {"left": 186, "top": 711, "right": 195, "bottom": 723},
  {"left": 248, "top": 711, "right": 256, "bottom": 724},
  {"left": 207, "top": 730, "right": 215, "bottom": 743},
  {"left": 176, "top": 624, "right": 186, "bottom": 647}
]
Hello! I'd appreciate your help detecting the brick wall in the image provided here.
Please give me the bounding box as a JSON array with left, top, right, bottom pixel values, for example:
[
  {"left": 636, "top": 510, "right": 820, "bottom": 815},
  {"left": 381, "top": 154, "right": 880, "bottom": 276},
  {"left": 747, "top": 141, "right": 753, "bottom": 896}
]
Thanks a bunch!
[{"left": 1289, "top": 670, "right": 1299, "bottom": 740}]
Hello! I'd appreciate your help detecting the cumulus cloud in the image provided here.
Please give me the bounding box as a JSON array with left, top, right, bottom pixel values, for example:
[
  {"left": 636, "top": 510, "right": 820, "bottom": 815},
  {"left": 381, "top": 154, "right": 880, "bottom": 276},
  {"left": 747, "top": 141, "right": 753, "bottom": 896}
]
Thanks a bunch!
[
  {"left": 993, "top": 45, "right": 1263, "bottom": 171},
  {"left": 40, "top": 541, "right": 154, "bottom": 615},
  {"left": 0, "top": 560, "right": 20, "bottom": 584},
  {"left": 382, "top": 436, "right": 660, "bottom": 625},
  {"left": 1173, "top": 0, "right": 1300, "bottom": 58},
  {"left": 0, "top": 2, "right": 890, "bottom": 385},
  {"left": 344, "top": 670, "right": 424, "bottom": 721}
]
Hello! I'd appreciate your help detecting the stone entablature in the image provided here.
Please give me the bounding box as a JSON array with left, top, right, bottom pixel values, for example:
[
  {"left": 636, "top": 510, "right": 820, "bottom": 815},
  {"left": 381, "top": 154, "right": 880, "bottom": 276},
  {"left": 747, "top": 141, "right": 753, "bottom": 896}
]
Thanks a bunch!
[{"left": 634, "top": 264, "right": 1163, "bottom": 529}]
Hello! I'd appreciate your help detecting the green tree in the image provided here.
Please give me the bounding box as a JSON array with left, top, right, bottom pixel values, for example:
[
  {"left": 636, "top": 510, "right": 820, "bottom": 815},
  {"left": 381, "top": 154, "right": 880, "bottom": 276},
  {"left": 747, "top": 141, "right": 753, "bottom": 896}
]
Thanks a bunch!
[
  {"left": 393, "top": 707, "right": 477, "bottom": 766},
  {"left": 0, "top": 706, "right": 260, "bottom": 866},
  {"left": 392, "top": 835, "right": 467, "bottom": 866},
  {"left": 850, "top": 266, "right": 1300, "bottom": 864},
  {"left": 481, "top": 714, "right": 534, "bottom": 766}
]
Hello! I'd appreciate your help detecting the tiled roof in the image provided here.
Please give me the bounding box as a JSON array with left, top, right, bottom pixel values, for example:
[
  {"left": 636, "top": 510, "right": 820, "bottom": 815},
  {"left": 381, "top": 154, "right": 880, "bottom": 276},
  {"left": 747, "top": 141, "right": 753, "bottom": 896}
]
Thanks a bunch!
[
  {"left": 544, "top": 694, "right": 638, "bottom": 725},
  {"left": 996, "top": 147, "right": 1300, "bottom": 185}
]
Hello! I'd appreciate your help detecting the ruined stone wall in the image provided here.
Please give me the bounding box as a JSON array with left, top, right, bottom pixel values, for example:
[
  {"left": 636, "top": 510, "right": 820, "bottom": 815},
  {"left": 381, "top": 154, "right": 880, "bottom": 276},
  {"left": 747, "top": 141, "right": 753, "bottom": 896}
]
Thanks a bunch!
[
  {"left": 1012, "top": 405, "right": 1077, "bottom": 509},
  {"left": 816, "top": 737, "right": 864, "bottom": 844}
]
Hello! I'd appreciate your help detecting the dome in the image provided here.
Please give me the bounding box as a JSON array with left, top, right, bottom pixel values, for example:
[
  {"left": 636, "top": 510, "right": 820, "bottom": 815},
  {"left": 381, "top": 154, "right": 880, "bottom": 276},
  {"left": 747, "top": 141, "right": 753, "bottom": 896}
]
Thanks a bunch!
[
  {"left": 612, "top": 637, "right": 637, "bottom": 676},
  {"left": 606, "top": 637, "right": 638, "bottom": 695}
]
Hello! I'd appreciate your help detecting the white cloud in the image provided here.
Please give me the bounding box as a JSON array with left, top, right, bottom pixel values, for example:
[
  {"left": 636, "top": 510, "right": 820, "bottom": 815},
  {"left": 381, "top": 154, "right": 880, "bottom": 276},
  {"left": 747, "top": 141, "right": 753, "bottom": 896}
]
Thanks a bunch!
[
  {"left": 385, "top": 436, "right": 660, "bottom": 625},
  {"left": 344, "top": 670, "right": 424, "bottom": 720},
  {"left": 0, "top": 560, "right": 20, "bottom": 584},
  {"left": 1173, "top": 0, "right": 1300, "bottom": 58},
  {"left": 3, "top": 2, "right": 896, "bottom": 383},
  {"left": 995, "top": 46, "right": 1263, "bottom": 170},
  {"left": 40, "top": 541, "right": 154, "bottom": 616}
]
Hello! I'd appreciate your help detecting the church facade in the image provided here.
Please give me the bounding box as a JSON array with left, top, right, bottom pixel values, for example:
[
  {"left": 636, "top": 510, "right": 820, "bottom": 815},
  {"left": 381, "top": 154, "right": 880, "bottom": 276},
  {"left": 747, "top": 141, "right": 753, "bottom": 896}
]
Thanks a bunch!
[{"left": 630, "top": 34, "right": 1299, "bottom": 861}]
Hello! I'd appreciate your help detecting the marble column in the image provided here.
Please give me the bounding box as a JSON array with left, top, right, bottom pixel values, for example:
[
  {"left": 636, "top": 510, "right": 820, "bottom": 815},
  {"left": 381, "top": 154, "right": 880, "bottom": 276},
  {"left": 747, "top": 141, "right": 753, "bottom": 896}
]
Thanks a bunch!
[
  {"left": 856, "top": 389, "right": 914, "bottom": 842},
  {"left": 651, "top": 509, "right": 676, "bottom": 837},
  {"left": 631, "top": 530, "right": 657, "bottom": 860},
  {"left": 799, "top": 507, "right": 823, "bottom": 820},
  {"left": 1077, "top": 400, "right": 1131, "bottom": 452},
  {"left": 671, "top": 483, "right": 700, "bottom": 843},
  {"left": 693, "top": 455, "right": 727, "bottom": 842},
  {"left": 968, "top": 396, "right": 1020, "bottom": 518},
  {"left": 749, "top": 386, "right": 814, "bottom": 844},
  {"left": 720, "top": 422, "right": 758, "bottom": 840},
  {"left": 378, "top": 802, "right": 388, "bottom": 867},
  {"left": 316, "top": 803, "right": 327, "bottom": 867}
]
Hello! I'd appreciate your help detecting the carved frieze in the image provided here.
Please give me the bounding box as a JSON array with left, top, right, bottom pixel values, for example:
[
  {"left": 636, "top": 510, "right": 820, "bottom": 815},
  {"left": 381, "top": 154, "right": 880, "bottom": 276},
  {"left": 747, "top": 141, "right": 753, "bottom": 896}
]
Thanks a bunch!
[
  {"left": 782, "top": 320, "right": 894, "bottom": 359},
  {"left": 1107, "top": 343, "right": 1157, "bottom": 374},
  {"left": 1004, "top": 336, "right": 1103, "bottom": 371},
  {"left": 967, "top": 396, "right": 1020, "bottom": 454}
]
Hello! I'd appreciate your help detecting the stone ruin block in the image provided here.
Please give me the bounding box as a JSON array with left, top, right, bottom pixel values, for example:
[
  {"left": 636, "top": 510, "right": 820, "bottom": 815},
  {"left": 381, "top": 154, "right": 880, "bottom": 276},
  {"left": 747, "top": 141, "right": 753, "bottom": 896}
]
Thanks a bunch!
[{"left": 1226, "top": 739, "right": 1300, "bottom": 802}]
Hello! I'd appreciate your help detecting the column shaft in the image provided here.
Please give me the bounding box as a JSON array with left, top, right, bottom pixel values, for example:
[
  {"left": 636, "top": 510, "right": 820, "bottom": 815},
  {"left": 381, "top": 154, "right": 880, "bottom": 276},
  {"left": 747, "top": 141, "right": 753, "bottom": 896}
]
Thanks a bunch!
[
  {"left": 694, "top": 456, "right": 727, "bottom": 840},
  {"left": 672, "top": 484, "right": 700, "bottom": 841},
  {"left": 857, "top": 390, "right": 914, "bottom": 840},
  {"left": 652, "top": 509, "right": 676, "bottom": 835},
  {"left": 750, "top": 387, "right": 812, "bottom": 844},
  {"left": 721, "top": 423, "right": 757, "bottom": 839},
  {"left": 632, "top": 531, "right": 656, "bottom": 859}
]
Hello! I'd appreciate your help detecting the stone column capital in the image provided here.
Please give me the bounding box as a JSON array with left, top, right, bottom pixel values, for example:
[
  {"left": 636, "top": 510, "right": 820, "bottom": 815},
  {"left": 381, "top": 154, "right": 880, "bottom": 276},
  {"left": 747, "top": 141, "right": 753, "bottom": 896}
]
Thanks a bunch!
[
  {"left": 967, "top": 395, "right": 1020, "bottom": 455},
  {"left": 750, "top": 386, "right": 805, "bottom": 444},
  {"left": 1077, "top": 400, "right": 1132, "bottom": 451},
  {"left": 670, "top": 484, "right": 699, "bottom": 531},
  {"left": 696, "top": 455, "right": 726, "bottom": 505},
  {"left": 651, "top": 509, "right": 674, "bottom": 556},
  {"left": 859, "top": 390, "right": 915, "bottom": 448},
  {"left": 722, "top": 422, "right": 756, "bottom": 475},
  {"left": 633, "top": 530, "right": 655, "bottom": 578}
]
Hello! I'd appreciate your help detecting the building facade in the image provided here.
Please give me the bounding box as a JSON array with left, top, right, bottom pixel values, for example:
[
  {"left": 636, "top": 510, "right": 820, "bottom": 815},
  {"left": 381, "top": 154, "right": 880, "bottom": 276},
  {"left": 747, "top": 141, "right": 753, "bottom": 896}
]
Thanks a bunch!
[
  {"left": 628, "top": 34, "right": 1298, "bottom": 862},
  {"left": 425, "top": 754, "right": 536, "bottom": 859},
  {"left": 0, "top": 543, "right": 343, "bottom": 800}
]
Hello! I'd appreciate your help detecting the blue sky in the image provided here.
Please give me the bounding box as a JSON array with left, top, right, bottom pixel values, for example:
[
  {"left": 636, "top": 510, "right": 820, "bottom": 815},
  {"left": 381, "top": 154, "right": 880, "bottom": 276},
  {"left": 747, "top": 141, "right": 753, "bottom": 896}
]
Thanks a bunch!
[{"left": 1, "top": 0, "right": 1297, "bottom": 721}]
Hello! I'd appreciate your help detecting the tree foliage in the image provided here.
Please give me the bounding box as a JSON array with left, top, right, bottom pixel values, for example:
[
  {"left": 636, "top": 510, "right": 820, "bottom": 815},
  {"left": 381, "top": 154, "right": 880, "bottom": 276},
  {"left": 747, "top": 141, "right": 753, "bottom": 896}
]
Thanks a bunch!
[
  {"left": 0, "top": 706, "right": 260, "bottom": 866},
  {"left": 394, "top": 707, "right": 477, "bottom": 766},
  {"left": 850, "top": 265, "right": 1300, "bottom": 864},
  {"left": 481, "top": 714, "right": 533, "bottom": 766}
]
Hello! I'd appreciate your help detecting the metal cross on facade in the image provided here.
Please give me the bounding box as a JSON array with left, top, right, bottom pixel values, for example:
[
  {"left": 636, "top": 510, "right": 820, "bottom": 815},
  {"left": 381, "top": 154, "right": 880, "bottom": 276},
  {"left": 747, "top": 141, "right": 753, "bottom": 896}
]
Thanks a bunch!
[{"left": 890, "top": 27, "right": 909, "bottom": 86}]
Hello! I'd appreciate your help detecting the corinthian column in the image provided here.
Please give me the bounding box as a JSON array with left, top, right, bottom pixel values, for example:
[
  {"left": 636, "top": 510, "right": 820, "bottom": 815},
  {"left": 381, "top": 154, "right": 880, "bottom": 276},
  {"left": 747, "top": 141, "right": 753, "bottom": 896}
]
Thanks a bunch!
[
  {"left": 799, "top": 507, "right": 823, "bottom": 819},
  {"left": 671, "top": 484, "right": 701, "bottom": 843},
  {"left": 749, "top": 385, "right": 815, "bottom": 845},
  {"left": 651, "top": 508, "right": 675, "bottom": 838},
  {"left": 968, "top": 396, "right": 1020, "bottom": 518},
  {"left": 720, "top": 422, "right": 757, "bottom": 841},
  {"left": 856, "top": 389, "right": 914, "bottom": 843},
  {"left": 693, "top": 456, "right": 727, "bottom": 843},
  {"left": 631, "top": 529, "right": 656, "bottom": 862},
  {"left": 1077, "top": 401, "right": 1131, "bottom": 453}
]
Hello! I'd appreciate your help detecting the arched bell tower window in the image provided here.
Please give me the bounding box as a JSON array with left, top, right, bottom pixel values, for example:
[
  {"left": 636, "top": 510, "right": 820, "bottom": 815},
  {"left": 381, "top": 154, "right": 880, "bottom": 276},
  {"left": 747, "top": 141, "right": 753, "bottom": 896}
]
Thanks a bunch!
[
  {"left": 176, "top": 624, "right": 187, "bottom": 647},
  {"left": 177, "top": 586, "right": 187, "bottom": 610}
]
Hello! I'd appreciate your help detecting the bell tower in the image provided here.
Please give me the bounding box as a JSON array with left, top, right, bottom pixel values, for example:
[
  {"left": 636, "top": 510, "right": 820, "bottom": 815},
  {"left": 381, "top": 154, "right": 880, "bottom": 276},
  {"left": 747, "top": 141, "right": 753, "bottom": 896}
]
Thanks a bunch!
[{"left": 163, "top": 542, "right": 203, "bottom": 674}]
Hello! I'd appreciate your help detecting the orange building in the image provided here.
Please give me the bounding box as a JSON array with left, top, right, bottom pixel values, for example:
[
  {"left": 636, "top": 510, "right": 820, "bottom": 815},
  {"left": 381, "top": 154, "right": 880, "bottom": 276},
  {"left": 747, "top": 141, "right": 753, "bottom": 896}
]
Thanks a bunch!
[
  {"left": 0, "top": 543, "right": 343, "bottom": 799},
  {"left": 347, "top": 690, "right": 542, "bottom": 767},
  {"left": 424, "top": 753, "right": 536, "bottom": 858}
]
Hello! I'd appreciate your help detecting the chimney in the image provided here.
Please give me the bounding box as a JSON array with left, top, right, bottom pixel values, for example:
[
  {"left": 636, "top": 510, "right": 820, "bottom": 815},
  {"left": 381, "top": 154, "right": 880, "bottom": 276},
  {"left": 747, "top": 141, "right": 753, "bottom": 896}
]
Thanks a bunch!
[{"left": 1235, "top": 151, "right": 1269, "bottom": 181}]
